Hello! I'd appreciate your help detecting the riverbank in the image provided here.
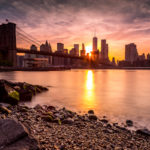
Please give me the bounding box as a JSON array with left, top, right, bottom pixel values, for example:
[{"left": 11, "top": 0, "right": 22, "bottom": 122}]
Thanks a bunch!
[
  {"left": 0, "top": 66, "right": 71, "bottom": 72},
  {"left": 0, "top": 104, "right": 150, "bottom": 150}
]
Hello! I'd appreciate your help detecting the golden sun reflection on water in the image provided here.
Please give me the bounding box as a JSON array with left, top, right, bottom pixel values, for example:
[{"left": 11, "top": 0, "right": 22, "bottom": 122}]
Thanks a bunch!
[{"left": 82, "top": 70, "right": 96, "bottom": 110}]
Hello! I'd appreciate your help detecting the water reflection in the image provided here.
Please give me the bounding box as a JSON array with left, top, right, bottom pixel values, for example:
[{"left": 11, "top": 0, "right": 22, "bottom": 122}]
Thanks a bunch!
[{"left": 82, "top": 70, "right": 96, "bottom": 110}]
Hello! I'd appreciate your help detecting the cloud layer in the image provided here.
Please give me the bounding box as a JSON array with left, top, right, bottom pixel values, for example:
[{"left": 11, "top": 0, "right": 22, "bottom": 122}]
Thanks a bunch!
[{"left": 1, "top": 0, "right": 150, "bottom": 60}]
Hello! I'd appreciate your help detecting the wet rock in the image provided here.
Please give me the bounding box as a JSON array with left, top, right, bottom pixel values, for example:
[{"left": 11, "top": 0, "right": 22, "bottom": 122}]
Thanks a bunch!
[
  {"left": 88, "top": 110, "right": 94, "bottom": 114},
  {"left": 88, "top": 115, "right": 97, "bottom": 121},
  {"left": 62, "top": 118, "right": 74, "bottom": 124},
  {"left": 136, "top": 129, "right": 150, "bottom": 136},
  {"left": 100, "top": 119, "right": 108, "bottom": 124},
  {"left": 41, "top": 115, "right": 54, "bottom": 122},
  {"left": 0, "top": 80, "right": 49, "bottom": 105},
  {"left": 0, "top": 119, "right": 39, "bottom": 150},
  {"left": 47, "top": 105, "right": 56, "bottom": 111},
  {"left": 106, "top": 124, "right": 112, "bottom": 129},
  {"left": 54, "top": 118, "right": 62, "bottom": 125},
  {"left": 0, "top": 80, "right": 19, "bottom": 105},
  {"left": 60, "top": 145, "right": 66, "bottom": 150},
  {"left": 126, "top": 120, "right": 133, "bottom": 127},
  {"left": 0, "top": 105, "right": 11, "bottom": 114},
  {"left": 34, "top": 104, "right": 43, "bottom": 110}
]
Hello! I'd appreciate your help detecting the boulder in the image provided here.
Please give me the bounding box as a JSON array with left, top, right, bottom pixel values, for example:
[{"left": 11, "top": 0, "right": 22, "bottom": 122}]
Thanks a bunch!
[
  {"left": 0, "top": 80, "right": 19, "bottom": 105},
  {"left": 0, "top": 119, "right": 39, "bottom": 150},
  {"left": 0, "top": 80, "right": 49, "bottom": 105},
  {"left": 88, "top": 110, "right": 94, "bottom": 115},
  {"left": 136, "top": 129, "right": 150, "bottom": 136}
]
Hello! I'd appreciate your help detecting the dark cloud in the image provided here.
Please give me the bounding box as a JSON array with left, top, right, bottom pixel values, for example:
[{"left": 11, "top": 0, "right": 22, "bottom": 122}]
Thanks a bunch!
[{"left": 0, "top": 0, "right": 150, "bottom": 59}]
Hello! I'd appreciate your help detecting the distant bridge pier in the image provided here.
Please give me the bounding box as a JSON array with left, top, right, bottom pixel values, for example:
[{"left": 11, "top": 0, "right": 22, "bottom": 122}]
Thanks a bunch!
[{"left": 0, "top": 22, "right": 17, "bottom": 66}]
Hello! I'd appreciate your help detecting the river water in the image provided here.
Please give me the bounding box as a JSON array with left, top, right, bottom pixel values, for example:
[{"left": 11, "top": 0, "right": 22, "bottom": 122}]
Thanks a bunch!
[{"left": 0, "top": 69, "right": 150, "bottom": 130}]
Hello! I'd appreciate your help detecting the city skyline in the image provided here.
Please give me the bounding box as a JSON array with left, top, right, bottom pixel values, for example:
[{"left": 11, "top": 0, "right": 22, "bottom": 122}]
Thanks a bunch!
[{"left": 1, "top": 0, "right": 150, "bottom": 60}]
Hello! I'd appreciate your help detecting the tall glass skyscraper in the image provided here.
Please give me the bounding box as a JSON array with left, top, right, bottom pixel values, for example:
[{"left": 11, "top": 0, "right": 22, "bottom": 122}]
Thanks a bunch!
[{"left": 93, "top": 37, "right": 98, "bottom": 51}]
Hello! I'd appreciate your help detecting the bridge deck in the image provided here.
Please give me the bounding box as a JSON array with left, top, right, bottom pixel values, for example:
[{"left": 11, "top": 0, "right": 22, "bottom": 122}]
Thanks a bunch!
[{"left": 16, "top": 48, "right": 84, "bottom": 59}]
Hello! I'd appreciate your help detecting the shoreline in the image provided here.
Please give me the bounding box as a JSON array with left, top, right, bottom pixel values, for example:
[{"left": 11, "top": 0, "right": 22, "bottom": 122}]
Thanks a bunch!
[
  {"left": 0, "top": 66, "right": 71, "bottom": 72},
  {"left": 0, "top": 104, "right": 150, "bottom": 149},
  {"left": 1, "top": 66, "right": 150, "bottom": 72}
]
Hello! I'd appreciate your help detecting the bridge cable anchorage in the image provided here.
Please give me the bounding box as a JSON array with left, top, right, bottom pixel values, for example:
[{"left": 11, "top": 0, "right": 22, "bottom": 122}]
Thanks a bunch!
[
  {"left": 16, "top": 31, "right": 41, "bottom": 47},
  {"left": 16, "top": 26, "right": 41, "bottom": 44}
]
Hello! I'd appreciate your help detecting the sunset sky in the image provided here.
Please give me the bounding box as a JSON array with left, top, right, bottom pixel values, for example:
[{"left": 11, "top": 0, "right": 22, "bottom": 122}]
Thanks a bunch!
[{"left": 1, "top": 0, "right": 150, "bottom": 60}]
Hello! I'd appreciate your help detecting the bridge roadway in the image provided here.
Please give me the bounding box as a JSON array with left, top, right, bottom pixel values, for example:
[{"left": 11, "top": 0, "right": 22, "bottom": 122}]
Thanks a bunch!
[{"left": 16, "top": 48, "right": 85, "bottom": 59}]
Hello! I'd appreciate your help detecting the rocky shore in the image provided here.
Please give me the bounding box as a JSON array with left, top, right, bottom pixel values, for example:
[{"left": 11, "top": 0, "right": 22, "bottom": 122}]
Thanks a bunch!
[
  {"left": 0, "top": 80, "right": 48, "bottom": 105},
  {"left": 0, "top": 104, "right": 150, "bottom": 150},
  {"left": 0, "top": 80, "right": 150, "bottom": 150}
]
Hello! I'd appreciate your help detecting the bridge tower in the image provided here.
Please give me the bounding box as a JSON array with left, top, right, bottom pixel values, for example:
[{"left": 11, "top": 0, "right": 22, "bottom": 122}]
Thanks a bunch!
[{"left": 0, "top": 22, "right": 17, "bottom": 66}]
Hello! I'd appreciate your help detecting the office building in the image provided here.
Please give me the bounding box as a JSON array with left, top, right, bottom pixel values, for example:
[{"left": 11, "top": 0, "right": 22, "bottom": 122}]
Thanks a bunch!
[
  {"left": 93, "top": 37, "right": 98, "bottom": 51},
  {"left": 57, "top": 43, "right": 64, "bottom": 52},
  {"left": 125, "top": 43, "right": 138, "bottom": 62}
]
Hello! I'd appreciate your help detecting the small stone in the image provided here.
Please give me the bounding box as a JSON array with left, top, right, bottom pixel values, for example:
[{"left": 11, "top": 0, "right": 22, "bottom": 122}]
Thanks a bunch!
[
  {"left": 100, "top": 119, "right": 108, "bottom": 124},
  {"left": 60, "top": 145, "right": 66, "bottom": 150},
  {"left": 89, "top": 115, "right": 97, "bottom": 121},
  {"left": 34, "top": 104, "right": 43, "bottom": 110},
  {"left": 62, "top": 118, "right": 74, "bottom": 124},
  {"left": 41, "top": 115, "right": 54, "bottom": 122},
  {"left": 47, "top": 105, "right": 56, "bottom": 111},
  {"left": 88, "top": 110, "right": 94, "bottom": 114},
  {"left": 0, "top": 105, "right": 11, "bottom": 114},
  {"left": 126, "top": 120, "right": 133, "bottom": 127}
]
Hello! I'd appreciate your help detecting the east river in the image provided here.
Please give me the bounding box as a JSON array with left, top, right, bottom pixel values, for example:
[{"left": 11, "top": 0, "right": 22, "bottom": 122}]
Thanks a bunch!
[{"left": 0, "top": 69, "right": 150, "bottom": 130}]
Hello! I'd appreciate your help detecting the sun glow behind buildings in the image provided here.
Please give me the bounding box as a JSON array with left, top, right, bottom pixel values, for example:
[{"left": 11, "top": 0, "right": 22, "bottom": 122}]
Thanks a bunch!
[{"left": 85, "top": 45, "right": 92, "bottom": 54}]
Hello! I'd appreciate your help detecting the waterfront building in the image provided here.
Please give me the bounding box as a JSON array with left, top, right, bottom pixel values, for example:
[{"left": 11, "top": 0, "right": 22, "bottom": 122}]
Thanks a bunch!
[
  {"left": 112, "top": 57, "right": 116, "bottom": 66},
  {"left": 30, "top": 44, "right": 37, "bottom": 51},
  {"left": 57, "top": 43, "right": 64, "bottom": 52},
  {"left": 63, "top": 49, "right": 68, "bottom": 54},
  {"left": 125, "top": 43, "right": 138, "bottom": 63},
  {"left": 138, "top": 53, "right": 145, "bottom": 61},
  {"left": 40, "top": 41, "right": 52, "bottom": 53},
  {"left": 100, "top": 39, "right": 109, "bottom": 63},
  {"left": 147, "top": 53, "right": 150, "bottom": 60}
]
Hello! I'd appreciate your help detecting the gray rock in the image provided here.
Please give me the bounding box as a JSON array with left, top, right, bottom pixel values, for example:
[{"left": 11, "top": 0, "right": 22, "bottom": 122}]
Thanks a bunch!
[{"left": 0, "top": 119, "right": 39, "bottom": 150}]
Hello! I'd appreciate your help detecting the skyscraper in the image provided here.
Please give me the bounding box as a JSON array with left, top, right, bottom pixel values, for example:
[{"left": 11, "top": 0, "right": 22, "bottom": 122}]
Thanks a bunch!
[
  {"left": 74, "top": 44, "right": 79, "bottom": 56},
  {"left": 93, "top": 37, "right": 98, "bottom": 51},
  {"left": 100, "top": 39, "right": 109, "bottom": 61},
  {"left": 81, "top": 43, "right": 86, "bottom": 56},
  {"left": 57, "top": 43, "right": 64, "bottom": 52},
  {"left": 40, "top": 41, "right": 52, "bottom": 53},
  {"left": 125, "top": 43, "right": 138, "bottom": 62}
]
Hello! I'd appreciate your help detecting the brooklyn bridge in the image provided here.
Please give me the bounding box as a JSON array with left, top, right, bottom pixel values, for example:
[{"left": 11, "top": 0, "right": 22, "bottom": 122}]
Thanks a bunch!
[{"left": 0, "top": 22, "right": 111, "bottom": 68}]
